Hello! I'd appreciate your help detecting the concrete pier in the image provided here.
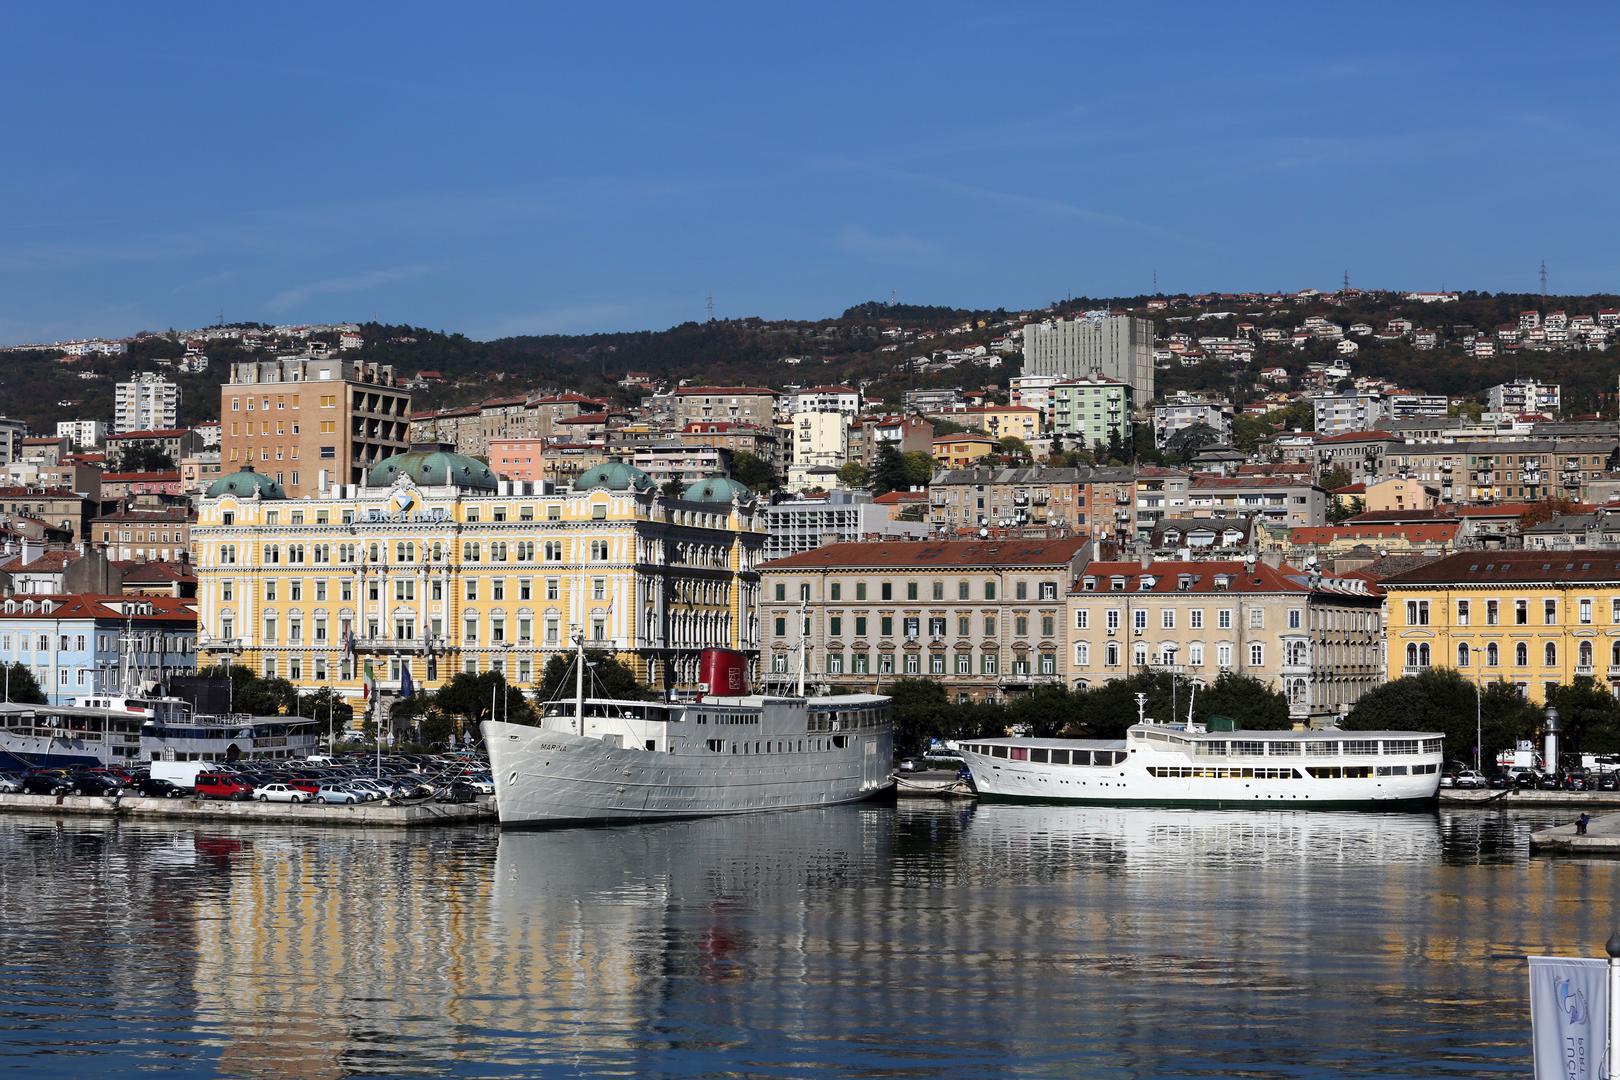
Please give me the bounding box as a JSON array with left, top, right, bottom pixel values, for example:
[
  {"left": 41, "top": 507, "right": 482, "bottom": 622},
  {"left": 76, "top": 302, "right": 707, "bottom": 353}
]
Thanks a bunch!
[
  {"left": 1529, "top": 811, "right": 1620, "bottom": 855},
  {"left": 1440, "top": 789, "right": 1620, "bottom": 809},
  {"left": 0, "top": 792, "right": 496, "bottom": 827}
]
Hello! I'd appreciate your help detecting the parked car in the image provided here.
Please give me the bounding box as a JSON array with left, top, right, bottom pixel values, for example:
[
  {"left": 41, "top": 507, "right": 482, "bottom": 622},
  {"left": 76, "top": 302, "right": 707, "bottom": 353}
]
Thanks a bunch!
[
  {"left": 1452, "top": 769, "right": 1486, "bottom": 790},
  {"left": 1599, "top": 772, "right": 1620, "bottom": 792},
  {"left": 1537, "top": 772, "right": 1563, "bottom": 791},
  {"left": 1563, "top": 771, "right": 1592, "bottom": 791},
  {"left": 194, "top": 773, "right": 254, "bottom": 800},
  {"left": 0, "top": 771, "right": 23, "bottom": 794},
  {"left": 313, "top": 784, "right": 360, "bottom": 805},
  {"left": 255, "top": 783, "right": 307, "bottom": 804},
  {"left": 1486, "top": 771, "right": 1512, "bottom": 790},
  {"left": 461, "top": 774, "right": 495, "bottom": 795},
  {"left": 21, "top": 770, "right": 74, "bottom": 796},
  {"left": 68, "top": 774, "right": 123, "bottom": 797},
  {"left": 136, "top": 777, "right": 187, "bottom": 799},
  {"left": 435, "top": 780, "right": 478, "bottom": 804}
]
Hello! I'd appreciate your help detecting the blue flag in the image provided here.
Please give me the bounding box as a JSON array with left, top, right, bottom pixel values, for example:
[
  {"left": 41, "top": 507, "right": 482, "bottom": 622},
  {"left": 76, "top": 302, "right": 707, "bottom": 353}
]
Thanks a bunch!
[{"left": 399, "top": 664, "right": 415, "bottom": 699}]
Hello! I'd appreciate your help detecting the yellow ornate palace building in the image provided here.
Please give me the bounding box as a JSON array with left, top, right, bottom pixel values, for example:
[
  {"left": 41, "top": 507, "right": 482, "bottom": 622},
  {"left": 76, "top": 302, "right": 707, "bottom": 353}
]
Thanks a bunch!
[
  {"left": 1379, "top": 550, "right": 1620, "bottom": 704},
  {"left": 194, "top": 447, "right": 764, "bottom": 720}
]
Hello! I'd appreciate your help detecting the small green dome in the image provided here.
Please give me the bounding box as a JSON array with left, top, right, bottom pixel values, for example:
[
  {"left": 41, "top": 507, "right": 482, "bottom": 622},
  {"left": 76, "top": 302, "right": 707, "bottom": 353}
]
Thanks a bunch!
[
  {"left": 367, "top": 449, "right": 498, "bottom": 491},
  {"left": 682, "top": 475, "right": 754, "bottom": 503},
  {"left": 206, "top": 466, "right": 286, "bottom": 500},
  {"left": 573, "top": 458, "right": 656, "bottom": 494}
]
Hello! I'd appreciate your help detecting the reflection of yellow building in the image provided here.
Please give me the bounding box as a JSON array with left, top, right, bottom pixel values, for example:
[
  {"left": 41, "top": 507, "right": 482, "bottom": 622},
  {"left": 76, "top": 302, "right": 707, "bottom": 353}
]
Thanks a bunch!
[
  {"left": 1380, "top": 550, "right": 1620, "bottom": 703},
  {"left": 195, "top": 449, "right": 764, "bottom": 713}
]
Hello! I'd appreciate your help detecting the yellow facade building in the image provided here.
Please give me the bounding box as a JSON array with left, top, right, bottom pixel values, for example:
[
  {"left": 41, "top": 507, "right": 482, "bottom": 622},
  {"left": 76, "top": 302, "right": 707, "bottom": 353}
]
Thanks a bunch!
[
  {"left": 1379, "top": 550, "right": 1620, "bottom": 704},
  {"left": 194, "top": 449, "right": 765, "bottom": 721}
]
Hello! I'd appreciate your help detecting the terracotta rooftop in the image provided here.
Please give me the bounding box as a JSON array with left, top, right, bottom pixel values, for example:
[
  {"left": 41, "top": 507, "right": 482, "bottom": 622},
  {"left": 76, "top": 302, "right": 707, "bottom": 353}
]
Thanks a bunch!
[
  {"left": 0, "top": 594, "right": 196, "bottom": 622},
  {"left": 1074, "top": 559, "right": 1377, "bottom": 598},
  {"left": 1380, "top": 551, "right": 1620, "bottom": 587},
  {"left": 675, "top": 385, "right": 777, "bottom": 396},
  {"left": 1288, "top": 523, "right": 1459, "bottom": 545}
]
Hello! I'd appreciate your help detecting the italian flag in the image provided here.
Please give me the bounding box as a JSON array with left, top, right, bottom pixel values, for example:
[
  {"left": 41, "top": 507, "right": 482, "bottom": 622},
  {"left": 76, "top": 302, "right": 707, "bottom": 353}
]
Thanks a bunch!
[{"left": 363, "top": 659, "right": 376, "bottom": 700}]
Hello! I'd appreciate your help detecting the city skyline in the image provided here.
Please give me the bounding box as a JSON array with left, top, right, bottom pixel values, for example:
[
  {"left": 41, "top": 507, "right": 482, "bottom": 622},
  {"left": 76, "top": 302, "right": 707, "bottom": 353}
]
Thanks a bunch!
[{"left": 2, "top": 3, "right": 1617, "bottom": 344}]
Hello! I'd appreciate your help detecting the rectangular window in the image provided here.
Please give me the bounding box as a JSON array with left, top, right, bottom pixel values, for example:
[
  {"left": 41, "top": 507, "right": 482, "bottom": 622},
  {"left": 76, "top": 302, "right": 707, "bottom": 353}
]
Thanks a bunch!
[
  {"left": 880, "top": 616, "right": 893, "bottom": 636},
  {"left": 1248, "top": 608, "right": 1264, "bottom": 629},
  {"left": 1075, "top": 643, "right": 1090, "bottom": 666},
  {"left": 1515, "top": 600, "right": 1528, "bottom": 625},
  {"left": 1189, "top": 642, "right": 1204, "bottom": 666},
  {"left": 1580, "top": 598, "right": 1593, "bottom": 625},
  {"left": 1133, "top": 609, "right": 1147, "bottom": 630},
  {"left": 831, "top": 583, "right": 842, "bottom": 601},
  {"left": 1457, "top": 600, "right": 1470, "bottom": 626},
  {"left": 1545, "top": 599, "right": 1558, "bottom": 625},
  {"left": 1217, "top": 643, "right": 1232, "bottom": 668},
  {"left": 881, "top": 583, "right": 893, "bottom": 601},
  {"left": 1218, "top": 609, "right": 1232, "bottom": 629},
  {"left": 1161, "top": 609, "right": 1175, "bottom": 629},
  {"left": 1486, "top": 600, "right": 1499, "bottom": 625},
  {"left": 855, "top": 583, "right": 866, "bottom": 601},
  {"left": 985, "top": 582, "right": 997, "bottom": 600},
  {"left": 1190, "top": 609, "right": 1203, "bottom": 629},
  {"left": 930, "top": 653, "right": 946, "bottom": 675},
  {"left": 982, "top": 654, "right": 998, "bottom": 675},
  {"left": 830, "top": 616, "right": 843, "bottom": 637},
  {"left": 855, "top": 616, "right": 867, "bottom": 636},
  {"left": 955, "top": 653, "right": 970, "bottom": 674},
  {"left": 907, "top": 583, "right": 918, "bottom": 601},
  {"left": 904, "top": 653, "right": 919, "bottom": 675},
  {"left": 1076, "top": 609, "right": 1089, "bottom": 630},
  {"left": 774, "top": 583, "right": 786, "bottom": 602},
  {"left": 1288, "top": 609, "right": 1302, "bottom": 629}
]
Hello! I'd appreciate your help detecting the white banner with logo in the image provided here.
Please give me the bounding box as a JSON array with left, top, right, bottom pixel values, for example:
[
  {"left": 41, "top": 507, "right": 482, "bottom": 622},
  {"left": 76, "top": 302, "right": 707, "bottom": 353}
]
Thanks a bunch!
[{"left": 1529, "top": 956, "right": 1608, "bottom": 1080}]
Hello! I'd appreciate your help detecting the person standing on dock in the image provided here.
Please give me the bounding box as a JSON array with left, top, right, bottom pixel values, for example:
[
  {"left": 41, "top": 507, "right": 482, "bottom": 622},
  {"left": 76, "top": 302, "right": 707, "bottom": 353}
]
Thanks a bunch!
[{"left": 1576, "top": 812, "right": 1590, "bottom": 835}]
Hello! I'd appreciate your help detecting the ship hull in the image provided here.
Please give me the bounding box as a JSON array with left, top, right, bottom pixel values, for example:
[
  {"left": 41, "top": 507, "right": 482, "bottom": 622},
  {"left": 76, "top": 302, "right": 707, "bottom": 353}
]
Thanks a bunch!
[{"left": 483, "top": 720, "right": 894, "bottom": 827}]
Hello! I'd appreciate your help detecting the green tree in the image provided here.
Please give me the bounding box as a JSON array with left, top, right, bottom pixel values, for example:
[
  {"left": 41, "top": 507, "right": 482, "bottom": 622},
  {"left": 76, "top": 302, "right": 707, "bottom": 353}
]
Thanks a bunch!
[
  {"left": 535, "top": 650, "right": 655, "bottom": 703},
  {"left": 1543, "top": 678, "right": 1620, "bottom": 757},
  {"left": 435, "top": 670, "right": 539, "bottom": 731},
  {"left": 996, "top": 435, "right": 1031, "bottom": 461},
  {"left": 871, "top": 443, "right": 910, "bottom": 494},
  {"left": 0, "top": 662, "right": 46, "bottom": 704},
  {"left": 730, "top": 451, "right": 779, "bottom": 494},
  {"left": 1327, "top": 495, "right": 1364, "bottom": 524},
  {"left": 887, "top": 678, "right": 951, "bottom": 751},
  {"left": 1164, "top": 422, "right": 1220, "bottom": 463},
  {"left": 660, "top": 479, "right": 683, "bottom": 500},
  {"left": 1004, "top": 683, "right": 1084, "bottom": 738},
  {"left": 1319, "top": 465, "right": 1354, "bottom": 491},
  {"left": 114, "top": 441, "right": 176, "bottom": 472},
  {"left": 1344, "top": 669, "right": 1540, "bottom": 768},
  {"left": 836, "top": 461, "right": 871, "bottom": 487},
  {"left": 1073, "top": 671, "right": 1178, "bottom": 738},
  {"left": 931, "top": 418, "right": 967, "bottom": 437},
  {"left": 1192, "top": 671, "right": 1291, "bottom": 730},
  {"left": 900, "top": 451, "right": 935, "bottom": 488}
]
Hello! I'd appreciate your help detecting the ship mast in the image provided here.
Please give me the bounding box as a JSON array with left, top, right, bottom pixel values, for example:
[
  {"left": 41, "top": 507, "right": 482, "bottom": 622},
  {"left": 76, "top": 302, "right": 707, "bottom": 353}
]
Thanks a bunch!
[
  {"left": 573, "top": 632, "right": 586, "bottom": 736},
  {"left": 796, "top": 599, "right": 808, "bottom": 698}
]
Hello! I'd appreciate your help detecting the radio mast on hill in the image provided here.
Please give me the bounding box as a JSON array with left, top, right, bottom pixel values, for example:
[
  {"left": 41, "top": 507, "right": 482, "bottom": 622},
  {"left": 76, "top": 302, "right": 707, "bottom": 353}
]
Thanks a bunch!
[
  {"left": 706, "top": 291, "right": 715, "bottom": 322},
  {"left": 1540, "top": 260, "right": 1548, "bottom": 300}
]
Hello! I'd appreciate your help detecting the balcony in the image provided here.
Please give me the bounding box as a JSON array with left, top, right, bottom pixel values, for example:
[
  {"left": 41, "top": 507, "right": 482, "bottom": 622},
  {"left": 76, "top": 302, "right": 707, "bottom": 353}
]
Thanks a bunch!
[
  {"left": 1576, "top": 665, "right": 1596, "bottom": 677},
  {"left": 199, "top": 637, "right": 244, "bottom": 654},
  {"left": 351, "top": 636, "right": 440, "bottom": 654}
]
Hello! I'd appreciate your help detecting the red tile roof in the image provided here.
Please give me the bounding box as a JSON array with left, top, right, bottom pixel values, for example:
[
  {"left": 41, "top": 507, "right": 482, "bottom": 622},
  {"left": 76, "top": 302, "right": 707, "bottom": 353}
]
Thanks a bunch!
[
  {"left": 0, "top": 594, "right": 196, "bottom": 622},
  {"left": 100, "top": 471, "right": 182, "bottom": 483},
  {"left": 1380, "top": 551, "right": 1620, "bottom": 587},
  {"left": 105, "top": 428, "right": 191, "bottom": 440},
  {"left": 1076, "top": 559, "right": 1307, "bottom": 594},
  {"left": 872, "top": 490, "right": 927, "bottom": 504},
  {"left": 761, "top": 537, "right": 1089, "bottom": 571},
  {"left": 1288, "top": 523, "right": 1459, "bottom": 545}
]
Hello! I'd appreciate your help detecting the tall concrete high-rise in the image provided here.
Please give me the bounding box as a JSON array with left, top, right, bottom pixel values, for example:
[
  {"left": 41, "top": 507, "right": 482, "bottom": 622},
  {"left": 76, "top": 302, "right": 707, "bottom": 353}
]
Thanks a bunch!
[
  {"left": 114, "top": 373, "right": 180, "bottom": 433},
  {"left": 220, "top": 356, "right": 410, "bottom": 497},
  {"left": 1021, "top": 315, "right": 1155, "bottom": 400}
]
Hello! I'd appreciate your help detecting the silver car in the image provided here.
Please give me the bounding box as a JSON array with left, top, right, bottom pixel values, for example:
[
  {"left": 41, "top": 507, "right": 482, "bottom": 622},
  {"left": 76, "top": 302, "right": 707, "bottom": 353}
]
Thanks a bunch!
[{"left": 314, "top": 784, "right": 361, "bottom": 805}]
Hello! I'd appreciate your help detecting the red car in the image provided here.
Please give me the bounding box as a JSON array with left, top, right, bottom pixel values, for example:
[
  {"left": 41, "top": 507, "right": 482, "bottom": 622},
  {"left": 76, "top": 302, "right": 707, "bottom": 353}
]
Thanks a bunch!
[{"left": 194, "top": 773, "right": 254, "bottom": 800}]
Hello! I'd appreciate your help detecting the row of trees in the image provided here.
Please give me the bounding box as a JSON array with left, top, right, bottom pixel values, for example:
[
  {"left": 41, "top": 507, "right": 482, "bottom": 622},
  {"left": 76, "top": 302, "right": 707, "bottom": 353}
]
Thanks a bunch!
[
  {"left": 877, "top": 671, "right": 1289, "bottom": 753},
  {"left": 1343, "top": 669, "right": 1620, "bottom": 766}
]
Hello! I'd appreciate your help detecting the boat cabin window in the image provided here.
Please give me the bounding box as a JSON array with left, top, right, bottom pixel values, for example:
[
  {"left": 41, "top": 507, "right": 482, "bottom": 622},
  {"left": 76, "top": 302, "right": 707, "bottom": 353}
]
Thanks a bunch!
[{"left": 1031, "top": 748, "right": 1048, "bottom": 763}]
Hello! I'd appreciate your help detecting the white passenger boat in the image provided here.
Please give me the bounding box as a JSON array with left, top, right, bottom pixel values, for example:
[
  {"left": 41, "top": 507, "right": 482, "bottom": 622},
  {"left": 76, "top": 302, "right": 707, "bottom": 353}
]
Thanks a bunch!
[
  {"left": 483, "top": 643, "right": 894, "bottom": 827},
  {"left": 959, "top": 713, "right": 1444, "bottom": 811}
]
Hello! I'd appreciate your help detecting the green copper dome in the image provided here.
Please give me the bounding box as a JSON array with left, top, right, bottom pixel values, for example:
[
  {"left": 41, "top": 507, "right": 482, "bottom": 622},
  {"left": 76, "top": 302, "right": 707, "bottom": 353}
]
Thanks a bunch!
[
  {"left": 681, "top": 475, "right": 754, "bottom": 503},
  {"left": 367, "top": 449, "right": 498, "bottom": 491},
  {"left": 573, "top": 458, "right": 656, "bottom": 494},
  {"left": 205, "top": 465, "right": 286, "bottom": 500}
]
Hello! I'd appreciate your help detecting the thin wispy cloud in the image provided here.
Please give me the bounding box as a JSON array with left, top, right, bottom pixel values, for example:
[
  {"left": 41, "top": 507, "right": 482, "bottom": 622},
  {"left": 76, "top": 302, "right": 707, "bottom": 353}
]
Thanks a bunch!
[
  {"left": 265, "top": 264, "right": 439, "bottom": 313},
  {"left": 832, "top": 225, "right": 941, "bottom": 262},
  {"left": 820, "top": 159, "right": 1198, "bottom": 246}
]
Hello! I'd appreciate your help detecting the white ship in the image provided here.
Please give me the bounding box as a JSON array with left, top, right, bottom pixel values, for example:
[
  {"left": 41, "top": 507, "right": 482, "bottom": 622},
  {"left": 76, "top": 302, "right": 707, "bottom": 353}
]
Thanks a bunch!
[
  {"left": 483, "top": 643, "right": 893, "bottom": 827},
  {"left": 959, "top": 701, "right": 1443, "bottom": 811}
]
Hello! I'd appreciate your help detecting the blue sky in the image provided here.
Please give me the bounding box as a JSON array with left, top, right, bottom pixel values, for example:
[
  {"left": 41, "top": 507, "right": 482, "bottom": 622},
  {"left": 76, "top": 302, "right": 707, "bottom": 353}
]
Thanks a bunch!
[{"left": 2, "top": 2, "right": 1616, "bottom": 344}]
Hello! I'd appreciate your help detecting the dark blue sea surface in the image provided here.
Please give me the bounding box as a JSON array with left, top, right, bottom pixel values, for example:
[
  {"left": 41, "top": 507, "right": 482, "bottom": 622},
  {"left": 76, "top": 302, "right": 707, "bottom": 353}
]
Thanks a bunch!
[{"left": 0, "top": 803, "right": 1603, "bottom": 1078}]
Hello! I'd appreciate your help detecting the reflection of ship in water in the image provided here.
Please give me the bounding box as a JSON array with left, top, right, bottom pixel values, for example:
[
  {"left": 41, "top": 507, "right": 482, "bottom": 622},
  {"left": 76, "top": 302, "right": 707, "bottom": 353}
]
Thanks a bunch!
[{"left": 954, "top": 803, "right": 1446, "bottom": 876}]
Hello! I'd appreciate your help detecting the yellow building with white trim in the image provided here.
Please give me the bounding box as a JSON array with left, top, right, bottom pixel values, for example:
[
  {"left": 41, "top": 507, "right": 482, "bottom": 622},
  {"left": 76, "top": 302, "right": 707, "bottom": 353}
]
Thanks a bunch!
[
  {"left": 194, "top": 449, "right": 764, "bottom": 722},
  {"left": 1379, "top": 550, "right": 1620, "bottom": 704}
]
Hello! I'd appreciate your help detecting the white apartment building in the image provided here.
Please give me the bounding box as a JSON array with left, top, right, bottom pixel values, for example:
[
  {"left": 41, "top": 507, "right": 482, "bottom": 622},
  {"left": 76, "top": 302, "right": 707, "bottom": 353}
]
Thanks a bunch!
[
  {"left": 787, "top": 385, "right": 860, "bottom": 418},
  {"left": 115, "top": 373, "right": 179, "bottom": 434},
  {"left": 1486, "top": 378, "right": 1561, "bottom": 417},
  {"left": 0, "top": 419, "right": 26, "bottom": 466},
  {"left": 55, "top": 420, "right": 108, "bottom": 449},
  {"left": 1151, "top": 394, "right": 1232, "bottom": 448},
  {"left": 787, "top": 412, "right": 850, "bottom": 491},
  {"left": 761, "top": 490, "right": 928, "bottom": 561},
  {"left": 1021, "top": 314, "right": 1156, "bottom": 399},
  {"left": 1311, "top": 391, "right": 1387, "bottom": 437}
]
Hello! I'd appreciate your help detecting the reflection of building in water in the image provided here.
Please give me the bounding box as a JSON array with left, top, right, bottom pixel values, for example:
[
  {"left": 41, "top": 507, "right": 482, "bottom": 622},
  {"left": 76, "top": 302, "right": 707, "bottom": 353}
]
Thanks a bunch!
[{"left": 11, "top": 808, "right": 1617, "bottom": 1077}]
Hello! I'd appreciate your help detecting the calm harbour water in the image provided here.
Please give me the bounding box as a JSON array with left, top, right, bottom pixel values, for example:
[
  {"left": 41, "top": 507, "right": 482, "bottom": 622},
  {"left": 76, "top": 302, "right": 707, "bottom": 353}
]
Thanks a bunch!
[{"left": 0, "top": 804, "right": 1607, "bottom": 1078}]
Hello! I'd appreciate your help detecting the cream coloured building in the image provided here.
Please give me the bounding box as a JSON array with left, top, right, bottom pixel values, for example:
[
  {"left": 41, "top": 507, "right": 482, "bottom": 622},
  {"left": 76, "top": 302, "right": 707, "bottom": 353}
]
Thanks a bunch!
[
  {"left": 194, "top": 449, "right": 765, "bottom": 721},
  {"left": 1066, "top": 558, "right": 1384, "bottom": 726}
]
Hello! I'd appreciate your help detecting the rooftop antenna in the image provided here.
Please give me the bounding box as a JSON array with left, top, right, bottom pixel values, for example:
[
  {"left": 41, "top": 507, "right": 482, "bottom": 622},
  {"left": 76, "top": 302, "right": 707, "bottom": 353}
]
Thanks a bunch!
[
  {"left": 890, "top": 287, "right": 897, "bottom": 307},
  {"left": 1539, "top": 259, "right": 1548, "bottom": 301}
]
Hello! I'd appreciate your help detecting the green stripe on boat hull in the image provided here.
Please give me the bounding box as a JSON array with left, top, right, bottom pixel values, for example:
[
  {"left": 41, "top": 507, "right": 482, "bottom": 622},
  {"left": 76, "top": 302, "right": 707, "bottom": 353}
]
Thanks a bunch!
[{"left": 975, "top": 793, "right": 1439, "bottom": 812}]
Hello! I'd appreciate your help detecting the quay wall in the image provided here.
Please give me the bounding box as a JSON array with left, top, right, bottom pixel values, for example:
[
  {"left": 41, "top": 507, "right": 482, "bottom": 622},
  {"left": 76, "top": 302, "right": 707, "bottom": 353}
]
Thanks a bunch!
[{"left": 0, "top": 793, "right": 495, "bottom": 827}]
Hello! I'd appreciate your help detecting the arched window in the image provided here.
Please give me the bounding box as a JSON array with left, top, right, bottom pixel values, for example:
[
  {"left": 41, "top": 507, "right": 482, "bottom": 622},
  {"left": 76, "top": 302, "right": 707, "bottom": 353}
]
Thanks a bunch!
[
  {"left": 1580, "top": 641, "right": 1594, "bottom": 670},
  {"left": 1487, "top": 642, "right": 1499, "bottom": 667},
  {"left": 1418, "top": 643, "right": 1430, "bottom": 667},
  {"left": 1133, "top": 643, "right": 1148, "bottom": 668},
  {"left": 1515, "top": 642, "right": 1528, "bottom": 667},
  {"left": 1457, "top": 643, "right": 1470, "bottom": 667},
  {"left": 1612, "top": 640, "right": 1620, "bottom": 667},
  {"left": 1546, "top": 642, "right": 1558, "bottom": 667},
  {"left": 1405, "top": 643, "right": 1418, "bottom": 668}
]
